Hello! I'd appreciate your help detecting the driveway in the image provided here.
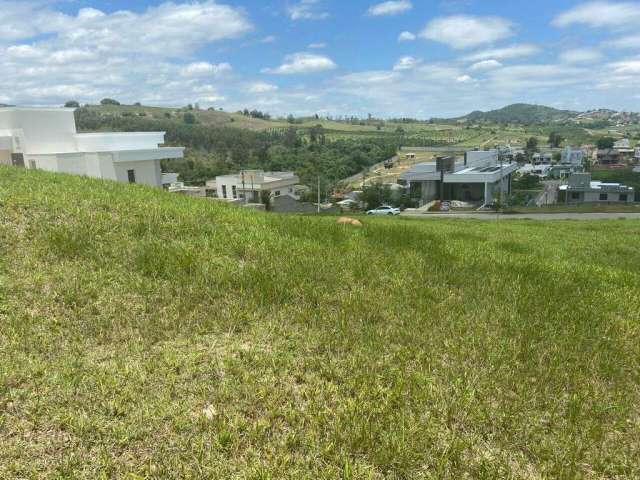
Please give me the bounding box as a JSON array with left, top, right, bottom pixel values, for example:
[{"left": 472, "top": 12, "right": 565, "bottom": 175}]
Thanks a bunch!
[{"left": 401, "top": 212, "right": 640, "bottom": 221}]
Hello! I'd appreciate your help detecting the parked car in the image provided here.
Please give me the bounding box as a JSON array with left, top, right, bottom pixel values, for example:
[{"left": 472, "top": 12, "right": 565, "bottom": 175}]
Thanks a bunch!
[{"left": 367, "top": 206, "right": 401, "bottom": 216}]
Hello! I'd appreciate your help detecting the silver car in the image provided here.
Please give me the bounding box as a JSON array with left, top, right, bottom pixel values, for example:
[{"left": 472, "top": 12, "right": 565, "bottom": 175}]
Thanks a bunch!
[{"left": 367, "top": 206, "right": 401, "bottom": 216}]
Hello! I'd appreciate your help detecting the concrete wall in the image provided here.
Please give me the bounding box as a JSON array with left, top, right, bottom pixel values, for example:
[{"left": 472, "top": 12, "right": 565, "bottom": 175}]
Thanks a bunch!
[
  {"left": 0, "top": 150, "right": 11, "bottom": 165},
  {"left": 584, "top": 191, "right": 634, "bottom": 203},
  {"left": 0, "top": 109, "right": 78, "bottom": 154},
  {"left": 75, "top": 133, "right": 165, "bottom": 152},
  {"left": 114, "top": 160, "right": 162, "bottom": 186}
]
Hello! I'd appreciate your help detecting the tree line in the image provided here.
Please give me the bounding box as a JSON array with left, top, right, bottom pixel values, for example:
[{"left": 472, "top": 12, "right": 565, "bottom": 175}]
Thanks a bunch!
[{"left": 74, "top": 108, "right": 398, "bottom": 188}]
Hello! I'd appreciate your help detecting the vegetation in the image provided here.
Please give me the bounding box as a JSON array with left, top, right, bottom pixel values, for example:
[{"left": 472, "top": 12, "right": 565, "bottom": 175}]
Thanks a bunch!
[
  {"left": 74, "top": 108, "right": 398, "bottom": 188},
  {"left": 2, "top": 167, "right": 640, "bottom": 478},
  {"left": 548, "top": 132, "right": 564, "bottom": 148},
  {"left": 459, "top": 103, "right": 576, "bottom": 125},
  {"left": 597, "top": 137, "right": 616, "bottom": 149}
]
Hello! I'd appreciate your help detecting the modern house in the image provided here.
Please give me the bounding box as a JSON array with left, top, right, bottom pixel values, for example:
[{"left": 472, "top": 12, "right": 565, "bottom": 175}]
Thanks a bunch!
[
  {"left": 614, "top": 139, "right": 631, "bottom": 149},
  {"left": 213, "top": 170, "right": 301, "bottom": 203},
  {"left": 635, "top": 147, "right": 640, "bottom": 161},
  {"left": 559, "top": 173, "right": 635, "bottom": 203},
  {"left": 0, "top": 107, "right": 184, "bottom": 186},
  {"left": 596, "top": 149, "right": 622, "bottom": 165},
  {"left": 399, "top": 150, "right": 518, "bottom": 206},
  {"left": 561, "top": 146, "right": 584, "bottom": 166},
  {"left": 532, "top": 152, "right": 553, "bottom": 165}
]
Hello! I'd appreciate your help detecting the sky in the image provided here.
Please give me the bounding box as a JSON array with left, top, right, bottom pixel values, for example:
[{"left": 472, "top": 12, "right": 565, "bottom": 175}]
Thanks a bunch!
[{"left": 2, "top": 0, "right": 640, "bottom": 118}]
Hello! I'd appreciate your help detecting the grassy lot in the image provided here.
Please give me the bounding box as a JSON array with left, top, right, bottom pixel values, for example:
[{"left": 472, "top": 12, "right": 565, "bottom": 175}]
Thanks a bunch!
[{"left": 1, "top": 167, "right": 640, "bottom": 478}]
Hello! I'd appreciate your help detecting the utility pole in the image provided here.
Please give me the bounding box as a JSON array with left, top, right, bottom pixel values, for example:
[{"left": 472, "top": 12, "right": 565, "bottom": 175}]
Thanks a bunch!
[
  {"left": 317, "top": 175, "right": 321, "bottom": 214},
  {"left": 241, "top": 170, "right": 247, "bottom": 204}
]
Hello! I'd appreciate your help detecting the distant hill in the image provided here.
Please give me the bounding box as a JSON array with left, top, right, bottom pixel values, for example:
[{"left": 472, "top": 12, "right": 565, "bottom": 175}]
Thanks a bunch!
[{"left": 457, "top": 103, "right": 578, "bottom": 124}]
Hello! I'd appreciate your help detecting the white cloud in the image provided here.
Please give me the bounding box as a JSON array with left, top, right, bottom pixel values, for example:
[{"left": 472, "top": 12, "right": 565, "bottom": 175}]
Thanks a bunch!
[
  {"left": 182, "top": 62, "right": 232, "bottom": 77},
  {"left": 47, "top": 49, "right": 99, "bottom": 65},
  {"left": 607, "top": 34, "right": 640, "bottom": 49},
  {"left": 559, "top": 48, "right": 603, "bottom": 64},
  {"left": 261, "top": 35, "right": 276, "bottom": 44},
  {"left": 339, "top": 70, "right": 401, "bottom": 85},
  {"left": 463, "top": 44, "right": 541, "bottom": 61},
  {"left": 469, "top": 59, "right": 503, "bottom": 71},
  {"left": 287, "top": 0, "right": 329, "bottom": 20},
  {"left": 0, "top": 1, "right": 252, "bottom": 57},
  {"left": 609, "top": 58, "right": 640, "bottom": 74},
  {"left": 367, "top": 1, "right": 412, "bottom": 16},
  {"left": 248, "top": 82, "right": 279, "bottom": 94},
  {"left": 263, "top": 52, "right": 336, "bottom": 74},
  {"left": 5, "top": 44, "right": 45, "bottom": 59},
  {"left": 0, "top": 2, "right": 250, "bottom": 109},
  {"left": 398, "top": 31, "right": 416, "bottom": 42},
  {"left": 456, "top": 75, "right": 473, "bottom": 83},
  {"left": 420, "top": 15, "right": 515, "bottom": 49},
  {"left": 553, "top": 1, "right": 640, "bottom": 29},
  {"left": 393, "top": 56, "right": 421, "bottom": 70},
  {"left": 308, "top": 42, "right": 327, "bottom": 49}
]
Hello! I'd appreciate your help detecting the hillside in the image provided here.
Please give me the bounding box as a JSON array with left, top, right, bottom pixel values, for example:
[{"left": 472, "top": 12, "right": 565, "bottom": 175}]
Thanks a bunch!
[
  {"left": 81, "top": 104, "right": 284, "bottom": 131},
  {"left": 459, "top": 103, "right": 577, "bottom": 124},
  {"left": 2, "top": 167, "right": 640, "bottom": 478}
]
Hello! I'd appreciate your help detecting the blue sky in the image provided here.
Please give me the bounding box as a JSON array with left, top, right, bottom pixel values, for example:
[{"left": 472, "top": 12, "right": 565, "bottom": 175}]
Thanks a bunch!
[{"left": 2, "top": 0, "right": 640, "bottom": 117}]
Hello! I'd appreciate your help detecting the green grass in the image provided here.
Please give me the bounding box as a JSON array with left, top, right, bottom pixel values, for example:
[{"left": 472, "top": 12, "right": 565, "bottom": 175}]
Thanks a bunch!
[{"left": 1, "top": 166, "right": 640, "bottom": 479}]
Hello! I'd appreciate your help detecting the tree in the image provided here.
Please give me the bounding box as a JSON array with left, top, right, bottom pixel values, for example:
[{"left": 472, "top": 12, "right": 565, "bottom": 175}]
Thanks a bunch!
[
  {"left": 552, "top": 151, "right": 562, "bottom": 163},
  {"left": 526, "top": 137, "right": 539, "bottom": 152},
  {"left": 548, "top": 132, "right": 564, "bottom": 148},
  {"left": 183, "top": 112, "right": 196, "bottom": 124},
  {"left": 64, "top": 100, "right": 80, "bottom": 108},
  {"left": 597, "top": 137, "right": 615, "bottom": 149},
  {"left": 100, "top": 98, "right": 120, "bottom": 106}
]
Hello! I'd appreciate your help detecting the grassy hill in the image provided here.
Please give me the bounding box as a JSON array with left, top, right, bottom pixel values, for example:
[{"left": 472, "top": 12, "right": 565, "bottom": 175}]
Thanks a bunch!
[
  {"left": 2, "top": 167, "right": 640, "bottom": 477},
  {"left": 459, "top": 103, "right": 577, "bottom": 125}
]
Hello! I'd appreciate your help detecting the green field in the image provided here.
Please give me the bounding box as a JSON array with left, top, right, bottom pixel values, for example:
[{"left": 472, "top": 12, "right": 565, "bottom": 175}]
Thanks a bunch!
[{"left": 2, "top": 167, "right": 640, "bottom": 478}]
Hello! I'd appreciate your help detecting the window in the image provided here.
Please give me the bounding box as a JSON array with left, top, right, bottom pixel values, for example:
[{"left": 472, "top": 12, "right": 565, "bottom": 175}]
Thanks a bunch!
[
  {"left": 222, "top": 185, "right": 227, "bottom": 198},
  {"left": 232, "top": 185, "right": 237, "bottom": 199},
  {"left": 127, "top": 169, "right": 136, "bottom": 184},
  {"left": 599, "top": 193, "right": 608, "bottom": 201},
  {"left": 620, "top": 194, "right": 628, "bottom": 202},
  {"left": 11, "top": 153, "right": 24, "bottom": 167},
  {"left": 571, "top": 192, "right": 580, "bottom": 200},
  {"left": 29, "top": 160, "right": 36, "bottom": 170},
  {"left": 274, "top": 190, "right": 281, "bottom": 196}
]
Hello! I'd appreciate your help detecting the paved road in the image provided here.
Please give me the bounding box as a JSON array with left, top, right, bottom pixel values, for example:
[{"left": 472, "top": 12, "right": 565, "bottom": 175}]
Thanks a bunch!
[{"left": 401, "top": 212, "right": 640, "bottom": 221}]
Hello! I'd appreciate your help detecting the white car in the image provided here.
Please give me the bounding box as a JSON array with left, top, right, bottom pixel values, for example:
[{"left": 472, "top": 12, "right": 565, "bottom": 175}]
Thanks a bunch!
[{"left": 367, "top": 206, "right": 401, "bottom": 216}]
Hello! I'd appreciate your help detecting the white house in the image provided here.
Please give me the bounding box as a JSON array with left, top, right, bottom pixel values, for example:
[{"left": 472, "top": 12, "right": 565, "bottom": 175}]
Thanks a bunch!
[
  {"left": 559, "top": 173, "right": 635, "bottom": 203},
  {"left": 561, "top": 146, "right": 584, "bottom": 166},
  {"left": 635, "top": 146, "right": 640, "bottom": 161},
  {"left": 614, "top": 138, "right": 631, "bottom": 149},
  {"left": 399, "top": 150, "right": 518, "bottom": 206},
  {"left": 214, "top": 170, "right": 301, "bottom": 203},
  {"left": 0, "top": 107, "right": 184, "bottom": 186}
]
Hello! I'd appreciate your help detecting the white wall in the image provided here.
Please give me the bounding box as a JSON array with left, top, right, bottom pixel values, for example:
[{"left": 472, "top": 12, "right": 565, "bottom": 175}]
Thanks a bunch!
[
  {"left": 114, "top": 160, "right": 162, "bottom": 186},
  {"left": 0, "top": 109, "right": 78, "bottom": 154},
  {"left": 75, "top": 133, "right": 165, "bottom": 152}
]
